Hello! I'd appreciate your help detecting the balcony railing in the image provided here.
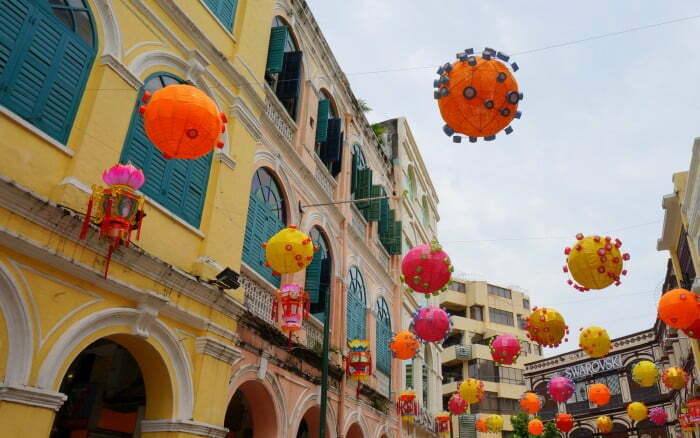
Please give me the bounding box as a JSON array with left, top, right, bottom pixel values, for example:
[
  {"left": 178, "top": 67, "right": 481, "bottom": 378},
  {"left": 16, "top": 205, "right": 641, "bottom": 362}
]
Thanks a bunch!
[
  {"left": 263, "top": 84, "right": 296, "bottom": 144},
  {"left": 455, "top": 345, "right": 472, "bottom": 360},
  {"left": 313, "top": 154, "right": 337, "bottom": 199},
  {"left": 350, "top": 204, "right": 367, "bottom": 239},
  {"left": 374, "top": 241, "right": 390, "bottom": 272}
]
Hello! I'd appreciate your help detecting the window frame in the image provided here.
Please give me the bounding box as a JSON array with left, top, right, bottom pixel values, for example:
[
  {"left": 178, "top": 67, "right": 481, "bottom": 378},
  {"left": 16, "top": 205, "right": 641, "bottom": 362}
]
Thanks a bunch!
[{"left": 488, "top": 307, "right": 514, "bottom": 326}]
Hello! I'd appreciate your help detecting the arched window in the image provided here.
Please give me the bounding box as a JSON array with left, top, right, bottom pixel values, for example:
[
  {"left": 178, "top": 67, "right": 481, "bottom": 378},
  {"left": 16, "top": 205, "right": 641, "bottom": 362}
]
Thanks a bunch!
[
  {"left": 1, "top": 0, "right": 96, "bottom": 142},
  {"left": 265, "top": 16, "right": 302, "bottom": 120},
  {"left": 120, "top": 72, "right": 212, "bottom": 227},
  {"left": 201, "top": 0, "right": 238, "bottom": 31},
  {"left": 375, "top": 296, "right": 391, "bottom": 375},
  {"left": 315, "top": 90, "right": 343, "bottom": 176},
  {"left": 305, "top": 227, "right": 331, "bottom": 321},
  {"left": 242, "top": 168, "right": 286, "bottom": 286},
  {"left": 346, "top": 266, "right": 366, "bottom": 341}
]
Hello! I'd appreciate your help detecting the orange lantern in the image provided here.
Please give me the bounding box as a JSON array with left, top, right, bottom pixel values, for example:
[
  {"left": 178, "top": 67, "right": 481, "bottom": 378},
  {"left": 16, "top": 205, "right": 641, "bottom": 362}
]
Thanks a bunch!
[
  {"left": 555, "top": 413, "right": 575, "bottom": 433},
  {"left": 679, "top": 413, "right": 694, "bottom": 434},
  {"left": 661, "top": 367, "right": 688, "bottom": 390},
  {"left": 346, "top": 340, "right": 371, "bottom": 397},
  {"left": 140, "top": 84, "right": 226, "bottom": 159},
  {"left": 436, "top": 412, "right": 451, "bottom": 436},
  {"left": 519, "top": 392, "right": 542, "bottom": 415},
  {"left": 588, "top": 383, "right": 611, "bottom": 406},
  {"left": 389, "top": 331, "right": 420, "bottom": 360},
  {"left": 528, "top": 419, "right": 544, "bottom": 436},
  {"left": 435, "top": 47, "right": 521, "bottom": 143},
  {"left": 687, "top": 399, "right": 700, "bottom": 423},
  {"left": 396, "top": 390, "right": 419, "bottom": 422},
  {"left": 272, "top": 284, "right": 309, "bottom": 342},
  {"left": 476, "top": 417, "right": 488, "bottom": 433},
  {"left": 658, "top": 289, "right": 700, "bottom": 329}
]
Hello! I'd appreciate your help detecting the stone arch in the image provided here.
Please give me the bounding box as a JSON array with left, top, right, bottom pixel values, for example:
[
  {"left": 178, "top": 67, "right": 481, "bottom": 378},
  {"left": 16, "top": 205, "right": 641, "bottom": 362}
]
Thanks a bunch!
[
  {"left": 0, "top": 262, "right": 33, "bottom": 387},
  {"left": 90, "top": 0, "right": 122, "bottom": 59},
  {"left": 344, "top": 410, "right": 369, "bottom": 438},
  {"left": 37, "top": 308, "right": 193, "bottom": 420},
  {"left": 227, "top": 365, "right": 287, "bottom": 438},
  {"left": 289, "top": 389, "right": 335, "bottom": 438}
]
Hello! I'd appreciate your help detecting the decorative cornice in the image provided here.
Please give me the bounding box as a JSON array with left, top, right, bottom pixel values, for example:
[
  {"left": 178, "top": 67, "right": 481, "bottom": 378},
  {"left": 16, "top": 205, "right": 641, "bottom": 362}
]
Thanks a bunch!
[
  {"left": 231, "top": 97, "right": 263, "bottom": 143},
  {"left": 0, "top": 385, "right": 67, "bottom": 411},
  {"left": 140, "top": 419, "right": 228, "bottom": 438},
  {"left": 135, "top": 293, "right": 169, "bottom": 338},
  {"left": 99, "top": 54, "right": 142, "bottom": 89},
  {"left": 195, "top": 336, "right": 242, "bottom": 365}
]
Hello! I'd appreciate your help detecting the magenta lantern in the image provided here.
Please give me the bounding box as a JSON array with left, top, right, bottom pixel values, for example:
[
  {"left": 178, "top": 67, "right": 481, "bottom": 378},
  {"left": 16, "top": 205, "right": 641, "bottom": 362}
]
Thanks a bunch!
[
  {"left": 401, "top": 241, "right": 453, "bottom": 296},
  {"left": 547, "top": 376, "right": 575, "bottom": 403},
  {"left": 102, "top": 163, "right": 146, "bottom": 190},
  {"left": 272, "top": 284, "right": 309, "bottom": 340},
  {"left": 412, "top": 306, "right": 452, "bottom": 343},
  {"left": 649, "top": 407, "right": 668, "bottom": 426},
  {"left": 490, "top": 334, "right": 521, "bottom": 365},
  {"left": 448, "top": 393, "right": 469, "bottom": 415}
]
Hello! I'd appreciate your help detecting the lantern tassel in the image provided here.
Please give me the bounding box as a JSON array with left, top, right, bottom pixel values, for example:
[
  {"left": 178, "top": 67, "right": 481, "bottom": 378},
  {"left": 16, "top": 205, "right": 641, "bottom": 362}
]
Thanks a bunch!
[
  {"left": 79, "top": 196, "right": 94, "bottom": 240},
  {"left": 104, "top": 242, "right": 116, "bottom": 279}
]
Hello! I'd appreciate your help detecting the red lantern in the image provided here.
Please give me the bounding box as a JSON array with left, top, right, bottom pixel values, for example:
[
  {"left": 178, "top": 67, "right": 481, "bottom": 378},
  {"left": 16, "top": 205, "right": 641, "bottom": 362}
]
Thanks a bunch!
[
  {"left": 490, "top": 334, "right": 521, "bottom": 365},
  {"left": 80, "top": 164, "right": 146, "bottom": 279},
  {"left": 401, "top": 242, "right": 453, "bottom": 295},
  {"left": 396, "top": 390, "right": 419, "bottom": 422},
  {"left": 435, "top": 413, "right": 451, "bottom": 437},
  {"left": 555, "top": 413, "right": 575, "bottom": 433},
  {"left": 448, "top": 393, "right": 469, "bottom": 415},
  {"left": 272, "top": 284, "right": 309, "bottom": 343},
  {"left": 687, "top": 399, "right": 700, "bottom": 424},
  {"left": 346, "top": 340, "right": 372, "bottom": 397}
]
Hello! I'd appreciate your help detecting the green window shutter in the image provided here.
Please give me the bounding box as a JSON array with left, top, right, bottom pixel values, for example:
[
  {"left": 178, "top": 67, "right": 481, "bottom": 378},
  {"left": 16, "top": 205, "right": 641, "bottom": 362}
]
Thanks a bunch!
[
  {"left": 0, "top": 0, "right": 33, "bottom": 83},
  {"left": 202, "top": 0, "right": 238, "bottom": 30},
  {"left": 380, "top": 210, "right": 395, "bottom": 252},
  {"left": 366, "top": 185, "right": 383, "bottom": 222},
  {"left": 276, "top": 51, "right": 302, "bottom": 119},
  {"left": 405, "top": 362, "right": 413, "bottom": 388},
  {"left": 242, "top": 195, "right": 282, "bottom": 287},
  {"left": 389, "top": 220, "right": 402, "bottom": 255},
  {"left": 305, "top": 250, "right": 323, "bottom": 304},
  {"left": 355, "top": 168, "right": 372, "bottom": 210},
  {"left": 315, "top": 258, "right": 330, "bottom": 322},
  {"left": 266, "top": 26, "right": 287, "bottom": 73},
  {"left": 376, "top": 298, "right": 391, "bottom": 375},
  {"left": 315, "top": 99, "right": 330, "bottom": 143},
  {"left": 350, "top": 152, "right": 359, "bottom": 195}
]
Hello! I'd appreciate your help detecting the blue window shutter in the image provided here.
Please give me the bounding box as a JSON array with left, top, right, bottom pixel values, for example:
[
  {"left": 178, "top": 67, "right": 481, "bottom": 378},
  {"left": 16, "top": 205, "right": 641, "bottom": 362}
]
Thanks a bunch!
[
  {"left": 242, "top": 194, "right": 281, "bottom": 287},
  {"left": 266, "top": 26, "right": 287, "bottom": 73},
  {"left": 376, "top": 318, "right": 391, "bottom": 375},
  {"left": 320, "top": 118, "right": 342, "bottom": 174},
  {"left": 276, "top": 50, "right": 302, "bottom": 118},
  {"left": 0, "top": 0, "right": 33, "bottom": 81},
  {"left": 315, "top": 99, "right": 330, "bottom": 143},
  {"left": 314, "top": 258, "right": 330, "bottom": 322},
  {"left": 202, "top": 0, "right": 237, "bottom": 30},
  {"left": 305, "top": 250, "right": 322, "bottom": 304}
]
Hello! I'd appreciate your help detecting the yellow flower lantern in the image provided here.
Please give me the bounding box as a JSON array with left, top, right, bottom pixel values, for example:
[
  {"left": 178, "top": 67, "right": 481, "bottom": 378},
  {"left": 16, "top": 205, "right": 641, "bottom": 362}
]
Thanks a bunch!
[
  {"left": 597, "top": 416, "right": 613, "bottom": 434},
  {"left": 632, "top": 361, "right": 659, "bottom": 387},
  {"left": 485, "top": 415, "right": 504, "bottom": 433},
  {"left": 662, "top": 367, "right": 688, "bottom": 390},
  {"left": 263, "top": 226, "right": 317, "bottom": 275},
  {"left": 563, "top": 234, "right": 629, "bottom": 291},
  {"left": 459, "top": 378, "right": 485, "bottom": 404},
  {"left": 627, "top": 402, "right": 648, "bottom": 422},
  {"left": 524, "top": 307, "right": 569, "bottom": 347},
  {"left": 579, "top": 326, "right": 612, "bottom": 358}
]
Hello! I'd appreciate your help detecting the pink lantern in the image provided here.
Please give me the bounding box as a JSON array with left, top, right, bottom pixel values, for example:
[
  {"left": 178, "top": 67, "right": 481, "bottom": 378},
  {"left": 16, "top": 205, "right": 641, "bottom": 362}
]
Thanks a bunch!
[
  {"left": 547, "top": 376, "right": 575, "bottom": 403},
  {"left": 401, "top": 242, "right": 453, "bottom": 295},
  {"left": 101, "top": 163, "right": 146, "bottom": 189},
  {"left": 448, "top": 393, "right": 469, "bottom": 415},
  {"left": 412, "top": 306, "right": 452, "bottom": 342},
  {"left": 649, "top": 407, "right": 668, "bottom": 426},
  {"left": 490, "top": 334, "right": 521, "bottom": 365},
  {"left": 272, "top": 284, "right": 309, "bottom": 340}
]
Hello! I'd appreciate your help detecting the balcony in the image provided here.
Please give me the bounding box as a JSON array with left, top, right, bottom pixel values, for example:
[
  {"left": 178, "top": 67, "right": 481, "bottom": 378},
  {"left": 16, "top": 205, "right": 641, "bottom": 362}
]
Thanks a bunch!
[
  {"left": 312, "top": 153, "right": 337, "bottom": 199},
  {"left": 443, "top": 345, "right": 472, "bottom": 363},
  {"left": 440, "top": 290, "right": 467, "bottom": 309},
  {"left": 263, "top": 84, "right": 296, "bottom": 145}
]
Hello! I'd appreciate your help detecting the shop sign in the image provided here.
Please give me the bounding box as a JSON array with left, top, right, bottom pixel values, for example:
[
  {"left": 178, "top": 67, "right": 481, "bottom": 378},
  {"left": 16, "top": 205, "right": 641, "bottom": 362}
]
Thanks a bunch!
[{"left": 563, "top": 354, "right": 623, "bottom": 380}]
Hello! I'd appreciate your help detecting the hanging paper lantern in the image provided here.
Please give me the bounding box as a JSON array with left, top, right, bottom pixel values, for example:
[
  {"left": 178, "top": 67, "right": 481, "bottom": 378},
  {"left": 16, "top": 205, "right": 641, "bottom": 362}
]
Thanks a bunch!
[
  {"left": 396, "top": 390, "right": 419, "bottom": 423},
  {"left": 448, "top": 393, "right": 469, "bottom": 415},
  {"left": 140, "top": 84, "right": 226, "bottom": 159},
  {"left": 80, "top": 164, "right": 146, "bottom": 279},
  {"left": 555, "top": 413, "right": 574, "bottom": 433},
  {"left": 563, "top": 234, "right": 629, "bottom": 291},
  {"left": 588, "top": 383, "right": 611, "bottom": 406},
  {"left": 490, "top": 334, "right": 521, "bottom": 365},
  {"left": 346, "top": 339, "right": 372, "bottom": 393},
  {"left": 658, "top": 289, "right": 700, "bottom": 329},
  {"left": 632, "top": 361, "right": 659, "bottom": 387},
  {"left": 528, "top": 419, "right": 544, "bottom": 436},
  {"left": 412, "top": 306, "right": 452, "bottom": 343},
  {"left": 597, "top": 416, "right": 613, "bottom": 433},
  {"left": 627, "top": 402, "right": 648, "bottom": 422},
  {"left": 389, "top": 330, "right": 420, "bottom": 360},
  {"left": 682, "top": 318, "right": 700, "bottom": 339},
  {"left": 263, "top": 226, "right": 317, "bottom": 276},
  {"left": 547, "top": 376, "right": 575, "bottom": 403},
  {"left": 662, "top": 367, "right": 688, "bottom": 390},
  {"left": 579, "top": 326, "right": 612, "bottom": 358},
  {"left": 476, "top": 417, "right": 488, "bottom": 433},
  {"left": 271, "top": 284, "right": 309, "bottom": 340},
  {"left": 434, "top": 47, "right": 521, "bottom": 143},
  {"left": 524, "top": 307, "right": 569, "bottom": 347},
  {"left": 649, "top": 407, "right": 668, "bottom": 426},
  {"left": 436, "top": 412, "right": 451, "bottom": 436},
  {"left": 401, "top": 241, "right": 453, "bottom": 295},
  {"left": 459, "top": 378, "right": 485, "bottom": 404},
  {"left": 519, "top": 392, "right": 542, "bottom": 415},
  {"left": 485, "top": 415, "right": 504, "bottom": 433},
  {"left": 687, "top": 399, "right": 700, "bottom": 423}
]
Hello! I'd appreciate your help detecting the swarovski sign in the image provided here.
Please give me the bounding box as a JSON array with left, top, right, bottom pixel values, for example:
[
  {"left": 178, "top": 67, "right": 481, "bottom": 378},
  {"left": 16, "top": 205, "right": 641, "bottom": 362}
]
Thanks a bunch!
[{"left": 563, "top": 354, "right": 623, "bottom": 380}]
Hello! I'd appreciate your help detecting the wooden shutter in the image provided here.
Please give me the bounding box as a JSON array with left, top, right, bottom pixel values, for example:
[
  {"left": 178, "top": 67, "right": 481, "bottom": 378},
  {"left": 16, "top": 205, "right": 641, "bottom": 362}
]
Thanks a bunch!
[
  {"left": 366, "top": 185, "right": 383, "bottom": 222},
  {"left": 242, "top": 194, "right": 282, "bottom": 287},
  {"left": 266, "top": 26, "right": 287, "bottom": 73},
  {"left": 202, "top": 0, "right": 238, "bottom": 30},
  {"left": 405, "top": 362, "right": 413, "bottom": 388},
  {"left": 0, "top": 0, "right": 33, "bottom": 81},
  {"left": 350, "top": 151, "right": 360, "bottom": 195},
  {"left": 347, "top": 291, "right": 365, "bottom": 341},
  {"left": 355, "top": 168, "right": 372, "bottom": 210},
  {"left": 389, "top": 220, "right": 402, "bottom": 255},
  {"left": 322, "top": 118, "right": 342, "bottom": 162},
  {"left": 276, "top": 51, "right": 302, "bottom": 100},
  {"left": 380, "top": 209, "right": 395, "bottom": 252},
  {"left": 315, "top": 99, "right": 329, "bottom": 143},
  {"left": 312, "top": 258, "right": 331, "bottom": 322},
  {"left": 305, "top": 250, "right": 323, "bottom": 304}
]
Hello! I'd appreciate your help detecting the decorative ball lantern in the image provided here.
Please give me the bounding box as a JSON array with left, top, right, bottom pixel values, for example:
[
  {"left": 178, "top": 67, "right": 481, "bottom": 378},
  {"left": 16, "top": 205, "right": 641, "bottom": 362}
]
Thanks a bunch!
[
  {"left": 346, "top": 339, "right": 371, "bottom": 396},
  {"left": 400, "top": 241, "right": 453, "bottom": 295},
  {"left": 272, "top": 284, "right": 309, "bottom": 341},
  {"left": 490, "top": 334, "right": 521, "bottom": 365},
  {"left": 524, "top": 307, "right": 569, "bottom": 347},
  {"left": 485, "top": 415, "right": 504, "bottom": 433},
  {"left": 459, "top": 378, "right": 485, "bottom": 404},
  {"left": 448, "top": 393, "right": 469, "bottom": 415},
  {"left": 396, "top": 390, "right": 419, "bottom": 423},
  {"left": 658, "top": 289, "right": 700, "bottom": 329},
  {"left": 547, "top": 376, "right": 575, "bottom": 403},
  {"left": 436, "top": 412, "right": 451, "bottom": 436},
  {"left": 519, "top": 392, "right": 542, "bottom": 415},
  {"left": 140, "top": 84, "right": 227, "bottom": 159},
  {"left": 627, "top": 402, "right": 648, "bottom": 422},
  {"left": 649, "top": 407, "right": 668, "bottom": 426},
  {"left": 662, "top": 367, "right": 688, "bottom": 390},
  {"left": 80, "top": 164, "right": 146, "bottom": 278},
  {"left": 476, "top": 417, "right": 488, "bottom": 433},
  {"left": 579, "top": 326, "right": 612, "bottom": 358},
  {"left": 687, "top": 398, "right": 700, "bottom": 423},
  {"left": 632, "top": 361, "right": 659, "bottom": 387},
  {"left": 563, "top": 234, "right": 629, "bottom": 291},
  {"left": 597, "top": 416, "right": 613, "bottom": 434},
  {"left": 528, "top": 419, "right": 544, "bottom": 436},
  {"left": 434, "top": 47, "right": 521, "bottom": 143},
  {"left": 555, "top": 413, "right": 575, "bottom": 433},
  {"left": 588, "top": 383, "right": 611, "bottom": 406},
  {"left": 389, "top": 331, "right": 420, "bottom": 360},
  {"left": 263, "top": 226, "right": 317, "bottom": 276},
  {"left": 682, "top": 318, "right": 700, "bottom": 339},
  {"left": 412, "top": 306, "right": 452, "bottom": 343}
]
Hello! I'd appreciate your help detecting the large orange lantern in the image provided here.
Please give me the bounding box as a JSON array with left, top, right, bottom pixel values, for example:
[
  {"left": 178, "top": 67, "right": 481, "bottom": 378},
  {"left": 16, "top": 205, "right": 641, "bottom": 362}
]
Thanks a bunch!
[
  {"left": 346, "top": 340, "right": 372, "bottom": 397},
  {"left": 389, "top": 331, "right": 420, "bottom": 360},
  {"left": 519, "top": 392, "right": 542, "bottom": 415},
  {"left": 528, "top": 419, "right": 544, "bottom": 436},
  {"left": 579, "top": 326, "right": 612, "bottom": 358},
  {"left": 658, "top": 289, "right": 700, "bottom": 329},
  {"left": 272, "top": 284, "right": 309, "bottom": 342},
  {"left": 524, "top": 307, "right": 569, "bottom": 347},
  {"left": 459, "top": 378, "right": 485, "bottom": 404},
  {"left": 597, "top": 416, "right": 613, "bottom": 433},
  {"left": 588, "top": 383, "right": 611, "bottom": 406},
  {"left": 140, "top": 84, "right": 226, "bottom": 159},
  {"left": 661, "top": 367, "right": 688, "bottom": 390},
  {"left": 436, "top": 412, "right": 451, "bottom": 436},
  {"left": 80, "top": 164, "right": 146, "bottom": 278},
  {"left": 396, "top": 390, "right": 419, "bottom": 422},
  {"left": 563, "top": 234, "right": 629, "bottom": 291},
  {"left": 555, "top": 413, "right": 574, "bottom": 433},
  {"left": 434, "top": 47, "right": 521, "bottom": 143},
  {"left": 476, "top": 417, "right": 488, "bottom": 433},
  {"left": 263, "top": 226, "right": 318, "bottom": 276}
]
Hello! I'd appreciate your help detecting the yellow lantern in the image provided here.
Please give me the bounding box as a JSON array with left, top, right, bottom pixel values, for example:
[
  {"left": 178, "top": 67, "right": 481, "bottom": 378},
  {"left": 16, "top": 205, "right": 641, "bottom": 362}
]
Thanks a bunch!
[
  {"left": 485, "top": 415, "right": 503, "bottom": 433},
  {"left": 579, "top": 326, "right": 612, "bottom": 358},
  {"left": 459, "top": 378, "right": 485, "bottom": 404},
  {"left": 632, "top": 361, "right": 659, "bottom": 387},
  {"left": 263, "top": 226, "right": 317, "bottom": 275},
  {"left": 597, "top": 416, "right": 613, "bottom": 433},
  {"left": 662, "top": 367, "right": 688, "bottom": 390},
  {"left": 627, "top": 402, "right": 648, "bottom": 422},
  {"left": 524, "top": 307, "right": 568, "bottom": 347},
  {"left": 563, "top": 234, "right": 628, "bottom": 291}
]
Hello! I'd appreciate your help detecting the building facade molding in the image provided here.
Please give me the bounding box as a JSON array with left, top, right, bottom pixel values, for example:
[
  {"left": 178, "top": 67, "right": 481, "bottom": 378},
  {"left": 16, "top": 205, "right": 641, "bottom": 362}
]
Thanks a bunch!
[
  {"left": 0, "top": 385, "right": 67, "bottom": 411},
  {"left": 195, "top": 336, "right": 242, "bottom": 365},
  {"left": 140, "top": 419, "right": 228, "bottom": 438},
  {"left": 0, "top": 261, "right": 34, "bottom": 387}
]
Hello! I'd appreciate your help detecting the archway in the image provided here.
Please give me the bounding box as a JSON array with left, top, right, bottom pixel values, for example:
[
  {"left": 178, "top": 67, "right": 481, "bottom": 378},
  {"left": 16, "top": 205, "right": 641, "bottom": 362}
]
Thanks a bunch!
[
  {"left": 347, "top": 422, "right": 364, "bottom": 438},
  {"left": 570, "top": 428, "right": 594, "bottom": 438},
  {"left": 295, "top": 405, "right": 331, "bottom": 438},
  {"left": 224, "top": 380, "right": 278, "bottom": 438},
  {"left": 637, "top": 418, "right": 669, "bottom": 438}
]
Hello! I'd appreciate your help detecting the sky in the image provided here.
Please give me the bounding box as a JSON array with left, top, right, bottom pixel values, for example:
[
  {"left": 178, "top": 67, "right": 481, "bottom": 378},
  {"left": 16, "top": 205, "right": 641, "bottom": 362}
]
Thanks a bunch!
[{"left": 306, "top": 0, "right": 700, "bottom": 356}]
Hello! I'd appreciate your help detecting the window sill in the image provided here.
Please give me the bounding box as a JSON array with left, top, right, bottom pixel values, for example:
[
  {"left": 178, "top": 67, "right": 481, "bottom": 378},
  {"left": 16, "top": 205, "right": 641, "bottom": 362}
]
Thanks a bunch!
[{"left": 0, "top": 105, "right": 74, "bottom": 157}]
